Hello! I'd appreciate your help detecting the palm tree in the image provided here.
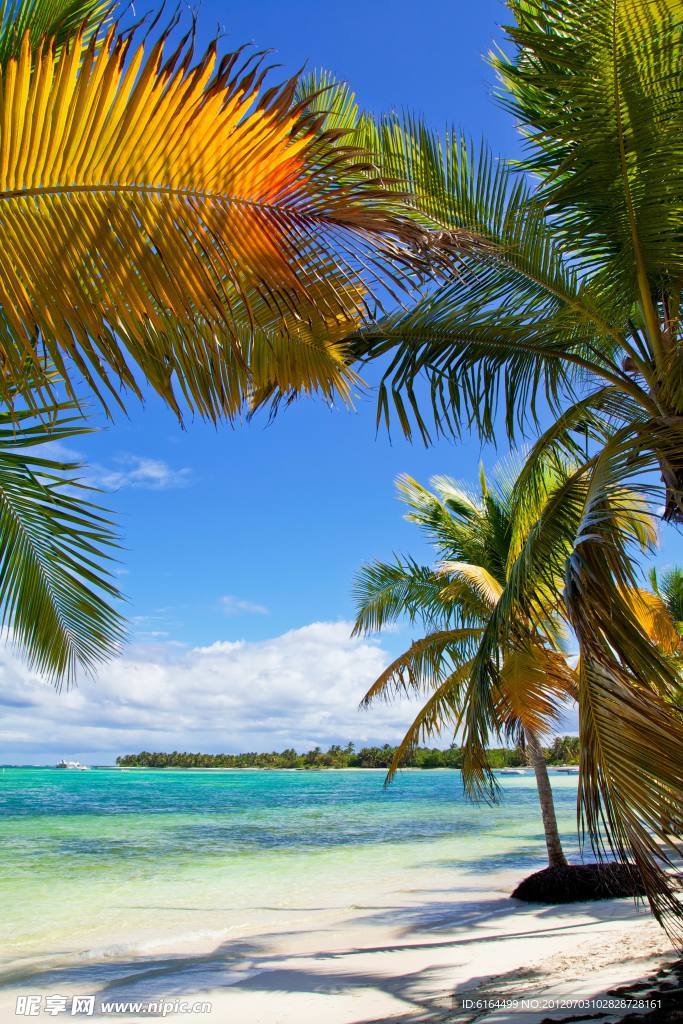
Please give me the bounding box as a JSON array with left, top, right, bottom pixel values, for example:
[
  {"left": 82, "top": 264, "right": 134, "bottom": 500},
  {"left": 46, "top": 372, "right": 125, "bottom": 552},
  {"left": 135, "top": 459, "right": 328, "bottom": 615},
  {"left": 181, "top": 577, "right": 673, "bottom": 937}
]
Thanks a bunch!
[
  {"left": 353, "top": 463, "right": 682, "bottom": 914},
  {"left": 353, "top": 465, "right": 577, "bottom": 872},
  {"left": 326, "top": 0, "right": 683, "bottom": 933},
  {"left": 0, "top": 0, "right": 425, "bottom": 680}
]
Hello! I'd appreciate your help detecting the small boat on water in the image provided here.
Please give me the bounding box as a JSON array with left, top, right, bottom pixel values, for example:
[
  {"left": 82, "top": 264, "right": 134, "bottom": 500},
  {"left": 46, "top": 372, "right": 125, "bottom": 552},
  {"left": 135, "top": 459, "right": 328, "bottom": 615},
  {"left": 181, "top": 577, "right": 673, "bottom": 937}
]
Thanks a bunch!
[
  {"left": 56, "top": 760, "right": 91, "bottom": 771},
  {"left": 555, "top": 765, "right": 580, "bottom": 774},
  {"left": 494, "top": 767, "right": 529, "bottom": 775}
]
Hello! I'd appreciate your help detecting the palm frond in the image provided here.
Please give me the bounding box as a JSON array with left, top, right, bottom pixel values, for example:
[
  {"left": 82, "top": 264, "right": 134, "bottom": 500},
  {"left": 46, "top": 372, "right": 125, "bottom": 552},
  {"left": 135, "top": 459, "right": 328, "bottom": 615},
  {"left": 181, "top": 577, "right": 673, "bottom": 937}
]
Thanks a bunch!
[
  {"left": 352, "top": 556, "right": 456, "bottom": 635},
  {"left": 436, "top": 561, "right": 503, "bottom": 610},
  {"left": 396, "top": 472, "right": 485, "bottom": 557},
  {"left": 0, "top": 397, "right": 124, "bottom": 684},
  {"left": 383, "top": 659, "right": 475, "bottom": 784},
  {"left": 0, "top": 23, "right": 425, "bottom": 420},
  {"left": 495, "top": 0, "right": 683, "bottom": 310},
  {"left": 346, "top": 129, "right": 644, "bottom": 442},
  {"left": 650, "top": 565, "right": 683, "bottom": 629},
  {"left": 360, "top": 629, "right": 483, "bottom": 708},
  {"left": 627, "top": 588, "right": 682, "bottom": 653},
  {"left": 497, "top": 644, "right": 577, "bottom": 740}
]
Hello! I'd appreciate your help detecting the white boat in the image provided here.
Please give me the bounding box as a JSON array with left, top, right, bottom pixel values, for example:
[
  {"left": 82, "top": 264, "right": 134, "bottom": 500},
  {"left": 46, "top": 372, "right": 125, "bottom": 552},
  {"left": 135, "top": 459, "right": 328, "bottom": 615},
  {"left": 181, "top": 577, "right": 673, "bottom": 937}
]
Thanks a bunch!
[
  {"left": 555, "top": 765, "right": 580, "bottom": 774},
  {"left": 494, "top": 767, "right": 528, "bottom": 775},
  {"left": 56, "top": 760, "right": 91, "bottom": 771}
]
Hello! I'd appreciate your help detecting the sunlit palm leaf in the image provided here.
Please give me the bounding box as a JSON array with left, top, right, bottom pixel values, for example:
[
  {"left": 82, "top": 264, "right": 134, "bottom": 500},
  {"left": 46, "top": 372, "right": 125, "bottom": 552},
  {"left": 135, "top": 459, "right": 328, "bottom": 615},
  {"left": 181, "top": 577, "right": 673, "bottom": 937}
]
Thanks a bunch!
[
  {"left": 497, "top": 644, "right": 577, "bottom": 741},
  {"left": 437, "top": 561, "right": 503, "bottom": 610},
  {"left": 0, "top": 24, "right": 423, "bottom": 419}
]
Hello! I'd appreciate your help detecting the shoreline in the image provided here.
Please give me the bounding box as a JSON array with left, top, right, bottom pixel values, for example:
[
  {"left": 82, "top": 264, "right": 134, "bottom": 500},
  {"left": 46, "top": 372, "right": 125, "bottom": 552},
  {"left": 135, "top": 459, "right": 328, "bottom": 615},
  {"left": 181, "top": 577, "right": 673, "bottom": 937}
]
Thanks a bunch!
[{"left": 9, "top": 765, "right": 577, "bottom": 772}]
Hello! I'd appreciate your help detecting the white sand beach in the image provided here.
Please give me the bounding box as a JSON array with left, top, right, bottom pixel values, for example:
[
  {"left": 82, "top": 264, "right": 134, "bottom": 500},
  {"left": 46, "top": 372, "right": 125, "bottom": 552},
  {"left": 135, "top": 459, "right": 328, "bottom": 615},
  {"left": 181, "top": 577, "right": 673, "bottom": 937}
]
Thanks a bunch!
[{"left": 0, "top": 862, "right": 676, "bottom": 1024}]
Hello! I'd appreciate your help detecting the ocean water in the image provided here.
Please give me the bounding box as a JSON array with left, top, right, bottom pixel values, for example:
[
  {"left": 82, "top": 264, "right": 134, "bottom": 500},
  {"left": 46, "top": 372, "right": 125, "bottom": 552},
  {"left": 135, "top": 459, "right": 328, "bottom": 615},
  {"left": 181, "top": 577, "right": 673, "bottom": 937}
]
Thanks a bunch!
[{"left": 0, "top": 767, "right": 581, "bottom": 974}]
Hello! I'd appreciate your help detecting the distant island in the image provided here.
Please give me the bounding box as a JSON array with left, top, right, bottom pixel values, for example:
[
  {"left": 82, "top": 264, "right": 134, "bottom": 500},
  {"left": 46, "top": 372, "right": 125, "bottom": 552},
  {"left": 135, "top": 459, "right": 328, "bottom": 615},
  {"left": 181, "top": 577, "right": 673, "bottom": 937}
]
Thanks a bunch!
[{"left": 117, "top": 736, "right": 579, "bottom": 769}]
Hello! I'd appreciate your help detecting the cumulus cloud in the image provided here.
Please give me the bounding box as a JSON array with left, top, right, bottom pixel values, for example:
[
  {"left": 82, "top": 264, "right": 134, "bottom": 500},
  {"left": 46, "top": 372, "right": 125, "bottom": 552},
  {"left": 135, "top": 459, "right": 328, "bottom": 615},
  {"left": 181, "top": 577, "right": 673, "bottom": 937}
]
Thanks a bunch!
[
  {"left": 0, "top": 622, "right": 432, "bottom": 764},
  {"left": 35, "top": 442, "right": 191, "bottom": 492},
  {"left": 219, "top": 595, "right": 269, "bottom": 616}
]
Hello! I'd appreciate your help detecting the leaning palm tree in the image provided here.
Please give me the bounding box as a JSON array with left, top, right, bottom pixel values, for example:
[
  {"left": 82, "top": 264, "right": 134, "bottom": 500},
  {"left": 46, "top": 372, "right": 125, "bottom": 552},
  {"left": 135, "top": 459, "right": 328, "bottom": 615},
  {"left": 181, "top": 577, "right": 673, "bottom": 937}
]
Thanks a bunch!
[
  {"left": 353, "top": 463, "right": 683, "bottom": 917},
  {"left": 0, "top": 0, "right": 428, "bottom": 680},
  {"left": 354, "top": 465, "right": 578, "bottom": 873}
]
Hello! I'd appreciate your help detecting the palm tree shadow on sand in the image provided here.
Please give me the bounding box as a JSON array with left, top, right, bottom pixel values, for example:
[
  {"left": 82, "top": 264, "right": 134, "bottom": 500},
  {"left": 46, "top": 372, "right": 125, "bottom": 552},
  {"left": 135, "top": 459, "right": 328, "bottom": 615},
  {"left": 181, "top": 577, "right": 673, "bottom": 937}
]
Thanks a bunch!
[{"left": 0, "top": 887, "right": 671, "bottom": 1024}]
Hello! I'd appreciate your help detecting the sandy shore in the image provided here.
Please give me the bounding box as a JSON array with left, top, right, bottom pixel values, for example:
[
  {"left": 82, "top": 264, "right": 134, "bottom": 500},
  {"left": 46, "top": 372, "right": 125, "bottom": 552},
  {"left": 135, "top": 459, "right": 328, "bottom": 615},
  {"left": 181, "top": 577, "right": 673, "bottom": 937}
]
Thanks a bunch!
[{"left": 0, "top": 863, "right": 677, "bottom": 1024}]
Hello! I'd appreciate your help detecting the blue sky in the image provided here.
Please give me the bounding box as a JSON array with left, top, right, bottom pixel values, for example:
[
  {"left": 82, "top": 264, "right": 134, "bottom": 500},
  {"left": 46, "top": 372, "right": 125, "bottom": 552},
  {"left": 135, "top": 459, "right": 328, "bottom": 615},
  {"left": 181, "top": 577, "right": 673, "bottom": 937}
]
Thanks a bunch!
[
  {"left": 3, "top": 0, "right": 680, "bottom": 762},
  {"left": 68, "top": 0, "right": 521, "bottom": 651}
]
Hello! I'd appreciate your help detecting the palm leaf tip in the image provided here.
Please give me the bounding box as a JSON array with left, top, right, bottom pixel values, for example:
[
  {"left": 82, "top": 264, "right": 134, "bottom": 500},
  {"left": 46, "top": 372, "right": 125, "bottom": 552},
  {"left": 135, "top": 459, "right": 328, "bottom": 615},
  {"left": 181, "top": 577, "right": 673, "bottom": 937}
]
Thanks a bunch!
[{"left": 0, "top": 19, "right": 426, "bottom": 421}]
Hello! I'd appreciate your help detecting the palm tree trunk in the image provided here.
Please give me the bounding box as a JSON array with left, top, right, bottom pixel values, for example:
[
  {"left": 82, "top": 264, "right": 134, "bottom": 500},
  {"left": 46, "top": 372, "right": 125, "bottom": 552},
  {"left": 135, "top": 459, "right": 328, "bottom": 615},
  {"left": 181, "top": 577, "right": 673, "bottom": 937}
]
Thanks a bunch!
[{"left": 524, "top": 728, "right": 568, "bottom": 870}]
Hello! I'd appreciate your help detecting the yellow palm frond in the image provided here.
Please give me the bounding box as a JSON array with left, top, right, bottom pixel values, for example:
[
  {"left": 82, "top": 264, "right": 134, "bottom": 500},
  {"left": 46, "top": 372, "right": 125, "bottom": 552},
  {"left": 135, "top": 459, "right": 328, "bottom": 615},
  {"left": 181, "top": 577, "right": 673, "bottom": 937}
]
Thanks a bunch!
[
  {"left": 497, "top": 644, "right": 577, "bottom": 739},
  {"left": 626, "top": 588, "right": 683, "bottom": 656},
  {"left": 0, "top": 25, "right": 420, "bottom": 418},
  {"left": 436, "top": 561, "right": 503, "bottom": 609}
]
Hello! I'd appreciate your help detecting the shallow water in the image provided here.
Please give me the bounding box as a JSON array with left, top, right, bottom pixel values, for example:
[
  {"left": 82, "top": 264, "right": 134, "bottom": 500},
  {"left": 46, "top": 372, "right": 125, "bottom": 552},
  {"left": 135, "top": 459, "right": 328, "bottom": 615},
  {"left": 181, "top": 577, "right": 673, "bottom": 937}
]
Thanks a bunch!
[{"left": 0, "top": 767, "right": 581, "bottom": 970}]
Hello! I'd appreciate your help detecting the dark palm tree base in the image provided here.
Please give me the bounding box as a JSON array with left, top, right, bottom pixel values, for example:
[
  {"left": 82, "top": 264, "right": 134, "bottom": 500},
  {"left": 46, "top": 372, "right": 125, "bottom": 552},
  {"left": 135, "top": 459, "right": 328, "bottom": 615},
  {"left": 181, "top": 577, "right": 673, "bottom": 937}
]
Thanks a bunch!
[{"left": 511, "top": 863, "right": 646, "bottom": 904}]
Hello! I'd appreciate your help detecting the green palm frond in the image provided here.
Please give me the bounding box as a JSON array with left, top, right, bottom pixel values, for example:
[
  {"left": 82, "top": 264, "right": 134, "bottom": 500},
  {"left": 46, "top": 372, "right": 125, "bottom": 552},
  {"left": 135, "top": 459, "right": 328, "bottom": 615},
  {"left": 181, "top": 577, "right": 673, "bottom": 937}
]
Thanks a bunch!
[
  {"left": 0, "top": 397, "right": 124, "bottom": 685},
  {"left": 650, "top": 565, "right": 683, "bottom": 629},
  {"left": 360, "top": 630, "right": 483, "bottom": 708},
  {"left": 383, "top": 659, "right": 475, "bottom": 784},
  {"left": 346, "top": 129, "right": 644, "bottom": 442},
  {"left": 0, "top": 0, "right": 110, "bottom": 66},
  {"left": 295, "top": 70, "right": 363, "bottom": 139},
  {"left": 397, "top": 472, "right": 484, "bottom": 557},
  {"left": 495, "top": 0, "right": 683, "bottom": 305},
  {"left": 351, "top": 556, "right": 457, "bottom": 634}
]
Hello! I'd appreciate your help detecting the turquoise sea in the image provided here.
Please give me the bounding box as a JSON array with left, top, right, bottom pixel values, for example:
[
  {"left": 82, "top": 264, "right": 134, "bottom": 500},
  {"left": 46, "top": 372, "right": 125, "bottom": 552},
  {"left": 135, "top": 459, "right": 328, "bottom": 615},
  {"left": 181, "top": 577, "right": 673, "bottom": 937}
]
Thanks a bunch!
[{"left": 0, "top": 767, "right": 582, "bottom": 975}]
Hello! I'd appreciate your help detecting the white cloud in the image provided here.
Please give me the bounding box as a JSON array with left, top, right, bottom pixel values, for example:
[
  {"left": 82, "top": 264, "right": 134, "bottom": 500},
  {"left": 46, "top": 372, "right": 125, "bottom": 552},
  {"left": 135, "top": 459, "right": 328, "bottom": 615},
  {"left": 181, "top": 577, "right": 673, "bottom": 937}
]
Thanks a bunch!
[
  {"left": 86, "top": 454, "right": 191, "bottom": 491},
  {"left": 0, "top": 622, "right": 430, "bottom": 764},
  {"left": 0, "top": 621, "right": 579, "bottom": 765},
  {"left": 219, "top": 595, "right": 269, "bottom": 616},
  {"left": 34, "top": 443, "right": 190, "bottom": 492},
  {"left": 40, "top": 441, "right": 84, "bottom": 463}
]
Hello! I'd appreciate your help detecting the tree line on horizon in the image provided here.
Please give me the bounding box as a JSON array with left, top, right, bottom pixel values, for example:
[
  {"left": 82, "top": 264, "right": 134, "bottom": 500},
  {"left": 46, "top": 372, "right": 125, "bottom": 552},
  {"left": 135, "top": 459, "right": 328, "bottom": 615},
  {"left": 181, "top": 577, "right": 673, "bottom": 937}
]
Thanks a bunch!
[{"left": 116, "top": 736, "right": 580, "bottom": 770}]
